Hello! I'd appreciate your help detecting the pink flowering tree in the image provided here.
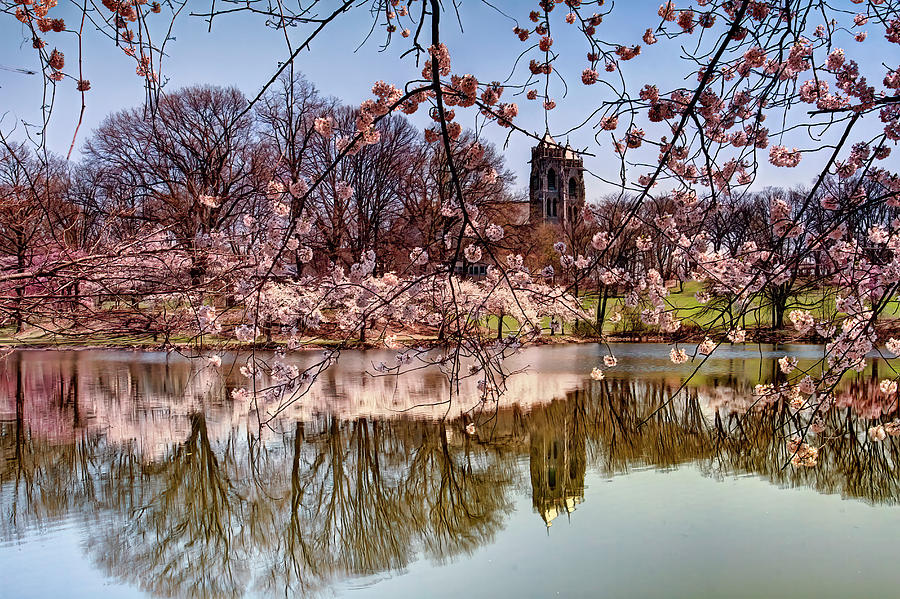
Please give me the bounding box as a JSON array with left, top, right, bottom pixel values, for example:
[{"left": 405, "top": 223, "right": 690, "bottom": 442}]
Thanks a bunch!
[{"left": 5, "top": 0, "right": 900, "bottom": 459}]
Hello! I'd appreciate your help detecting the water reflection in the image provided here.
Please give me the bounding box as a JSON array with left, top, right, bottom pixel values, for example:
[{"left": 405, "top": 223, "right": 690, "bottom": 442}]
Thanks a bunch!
[{"left": 1, "top": 346, "right": 898, "bottom": 598}]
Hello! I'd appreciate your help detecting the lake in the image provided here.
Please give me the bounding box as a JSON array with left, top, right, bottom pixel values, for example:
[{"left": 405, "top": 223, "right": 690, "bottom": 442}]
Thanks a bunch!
[{"left": 1, "top": 344, "right": 899, "bottom": 598}]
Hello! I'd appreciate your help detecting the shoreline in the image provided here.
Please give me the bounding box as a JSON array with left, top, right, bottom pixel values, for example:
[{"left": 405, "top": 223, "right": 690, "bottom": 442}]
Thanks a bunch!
[{"left": 0, "top": 327, "right": 846, "bottom": 352}]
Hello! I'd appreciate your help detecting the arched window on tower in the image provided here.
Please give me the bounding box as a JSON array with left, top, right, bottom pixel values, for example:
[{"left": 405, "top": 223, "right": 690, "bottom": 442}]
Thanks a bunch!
[
  {"left": 547, "top": 168, "right": 557, "bottom": 191},
  {"left": 568, "top": 177, "right": 577, "bottom": 198}
]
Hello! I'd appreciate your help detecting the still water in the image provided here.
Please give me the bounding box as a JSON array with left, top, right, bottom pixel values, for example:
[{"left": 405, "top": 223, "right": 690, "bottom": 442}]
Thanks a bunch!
[{"left": 1, "top": 344, "right": 899, "bottom": 598}]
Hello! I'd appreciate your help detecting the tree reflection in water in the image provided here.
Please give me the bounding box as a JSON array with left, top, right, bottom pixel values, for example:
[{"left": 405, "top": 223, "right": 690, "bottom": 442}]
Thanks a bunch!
[{"left": 1, "top": 348, "right": 898, "bottom": 598}]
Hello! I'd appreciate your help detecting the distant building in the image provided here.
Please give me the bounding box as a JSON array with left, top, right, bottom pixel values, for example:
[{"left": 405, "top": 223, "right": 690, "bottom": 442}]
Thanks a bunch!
[
  {"left": 455, "top": 133, "right": 585, "bottom": 279},
  {"left": 454, "top": 262, "right": 488, "bottom": 277},
  {"left": 529, "top": 131, "right": 586, "bottom": 226}
]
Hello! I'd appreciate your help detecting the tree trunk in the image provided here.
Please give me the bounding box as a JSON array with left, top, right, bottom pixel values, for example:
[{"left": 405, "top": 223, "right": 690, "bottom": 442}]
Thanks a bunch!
[
  {"left": 772, "top": 285, "right": 788, "bottom": 330},
  {"left": 15, "top": 238, "right": 25, "bottom": 333},
  {"left": 572, "top": 279, "right": 580, "bottom": 331},
  {"left": 595, "top": 285, "right": 608, "bottom": 335}
]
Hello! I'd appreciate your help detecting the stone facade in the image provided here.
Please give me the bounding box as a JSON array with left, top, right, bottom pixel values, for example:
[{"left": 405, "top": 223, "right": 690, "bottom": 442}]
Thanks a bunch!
[{"left": 528, "top": 132, "right": 585, "bottom": 226}]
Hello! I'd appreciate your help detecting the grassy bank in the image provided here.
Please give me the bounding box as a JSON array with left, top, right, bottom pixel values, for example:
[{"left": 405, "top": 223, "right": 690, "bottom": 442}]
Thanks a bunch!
[{"left": 6, "top": 281, "right": 900, "bottom": 350}]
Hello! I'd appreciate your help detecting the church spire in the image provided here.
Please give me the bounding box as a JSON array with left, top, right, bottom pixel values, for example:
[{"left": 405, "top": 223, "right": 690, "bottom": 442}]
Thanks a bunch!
[{"left": 540, "top": 128, "right": 556, "bottom": 146}]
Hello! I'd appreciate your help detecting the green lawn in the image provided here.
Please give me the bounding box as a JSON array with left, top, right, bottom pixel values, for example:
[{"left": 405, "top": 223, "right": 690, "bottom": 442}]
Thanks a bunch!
[
  {"left": 8, "top": 282, "right": 900, "bottom": 347},
  {"left": 487, "top": 282, "right": 900, "bottom": 338}
]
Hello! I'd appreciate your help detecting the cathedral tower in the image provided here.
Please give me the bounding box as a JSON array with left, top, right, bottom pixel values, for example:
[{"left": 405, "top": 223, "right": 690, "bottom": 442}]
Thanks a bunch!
[{"left": 529, "top": 132, "right": 585, "bottom": 225}]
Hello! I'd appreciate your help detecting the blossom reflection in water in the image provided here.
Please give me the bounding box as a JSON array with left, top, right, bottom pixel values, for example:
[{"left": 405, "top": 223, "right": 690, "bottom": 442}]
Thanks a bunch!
[{"left": 2, "top": 345, "right": 899, "bottom": 598}]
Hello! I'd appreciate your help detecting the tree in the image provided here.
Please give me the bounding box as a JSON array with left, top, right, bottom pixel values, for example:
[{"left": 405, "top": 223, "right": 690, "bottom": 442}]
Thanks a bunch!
[
  {"left": 0, "top": 144, "right": 74, "bottom": 331},
  {"left": 85, "top": 85, "right": 261, "bottom": 287}
]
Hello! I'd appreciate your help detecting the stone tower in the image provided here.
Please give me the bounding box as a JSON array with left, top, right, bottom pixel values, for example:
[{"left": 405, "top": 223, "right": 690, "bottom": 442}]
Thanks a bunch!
[{"left": 529, "top": 131, "right": 585, "bottom": 225}]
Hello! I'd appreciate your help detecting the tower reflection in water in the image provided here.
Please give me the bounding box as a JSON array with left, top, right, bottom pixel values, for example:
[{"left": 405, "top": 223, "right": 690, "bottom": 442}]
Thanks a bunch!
[{"left": 528, "top": 399, "right": 586, "bottom": 527}]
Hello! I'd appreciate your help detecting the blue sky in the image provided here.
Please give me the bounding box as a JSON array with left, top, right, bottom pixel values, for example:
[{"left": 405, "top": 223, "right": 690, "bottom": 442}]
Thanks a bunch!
[{"left": 0, "top": 1, "right": 893, "bottom": 198}]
